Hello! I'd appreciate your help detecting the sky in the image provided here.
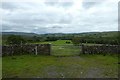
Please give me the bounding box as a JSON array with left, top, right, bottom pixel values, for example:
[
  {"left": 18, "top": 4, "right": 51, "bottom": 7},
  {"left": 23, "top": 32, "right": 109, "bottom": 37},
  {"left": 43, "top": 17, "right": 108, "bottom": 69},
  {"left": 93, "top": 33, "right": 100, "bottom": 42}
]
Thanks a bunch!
[{"left": 1, "top": 0, "right": 119, "bottom": 34}]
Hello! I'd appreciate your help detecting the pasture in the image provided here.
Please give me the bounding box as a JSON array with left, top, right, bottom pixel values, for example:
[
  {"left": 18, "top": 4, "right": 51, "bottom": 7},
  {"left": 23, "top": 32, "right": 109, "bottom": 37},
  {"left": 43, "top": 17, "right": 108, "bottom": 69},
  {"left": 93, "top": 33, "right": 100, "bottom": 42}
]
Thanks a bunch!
[
  {"left": 33, "top": 40, "right": 72, "bottom": 45},
  {"left": 2, "top": 40, "right": 119, "bottom": 78},
  {"left": 2, "top": 54, "right": 118, "bottom": 78},
  {"left": 0, "top": 57, "right": 1, "bottom": 79},
  {"left": 33, "top": 40, "right": 104, "bottom": 46}
]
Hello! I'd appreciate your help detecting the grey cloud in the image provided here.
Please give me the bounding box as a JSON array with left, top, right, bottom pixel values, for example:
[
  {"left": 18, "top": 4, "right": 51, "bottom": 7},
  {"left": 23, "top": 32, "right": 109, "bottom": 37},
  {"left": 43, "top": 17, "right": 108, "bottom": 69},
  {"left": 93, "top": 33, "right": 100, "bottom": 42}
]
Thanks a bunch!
[
  {"left": 82, "top": 2, "right": 99, "bottom": 9},
  {"left": 1, "top": 2, "right": 19, "bottom": 10},
  {"left": 3, "top": 10, "right": 72, "bottom": 26},
  {"left": 2, "top": 24, "right": 12, "bottom": 31},
  {"left": 32, "top": 27, "right": 48, "bottom": 34},
  {"left": 44, "top": 1, "right": 73, "bottom": 8},
  {"left": 1, "top": 2, "right": 35, "bottom": 11},
  {"left": 44, "top": 1, "right": 58, "bottom": 6},
  {"left": 1, "top": 1, "right": 118, "bottom": 33},
  {"left": 51, "top": 25, "right": 62, "bottom": 29}
]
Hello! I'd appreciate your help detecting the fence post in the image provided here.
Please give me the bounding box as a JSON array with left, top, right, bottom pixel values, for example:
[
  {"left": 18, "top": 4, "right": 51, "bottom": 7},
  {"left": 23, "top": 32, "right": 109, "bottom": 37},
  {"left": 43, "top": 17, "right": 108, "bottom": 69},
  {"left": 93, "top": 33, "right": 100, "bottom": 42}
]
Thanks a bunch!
[
  {"left": 35, "top": 46, "right": 38, "bottom": 55},
  {"left": 81, "top": 44, "right": 85, "bottom": 54},
  {"left": 20, "top": 42, "right": 22, "bottom": 55},
  {"left": 11, "top": 45, "right": 14, "bottom": 56},
  {"left": 49, "top": 44, "right": 51, "bottom": 55}
]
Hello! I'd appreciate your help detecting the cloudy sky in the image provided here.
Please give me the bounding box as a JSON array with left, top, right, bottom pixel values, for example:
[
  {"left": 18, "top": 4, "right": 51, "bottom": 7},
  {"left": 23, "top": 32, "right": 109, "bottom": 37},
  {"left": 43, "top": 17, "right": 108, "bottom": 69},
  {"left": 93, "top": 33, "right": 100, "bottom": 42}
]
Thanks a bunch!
[{"left": 1, "top": 0, "right": 119, "bottom": 34}]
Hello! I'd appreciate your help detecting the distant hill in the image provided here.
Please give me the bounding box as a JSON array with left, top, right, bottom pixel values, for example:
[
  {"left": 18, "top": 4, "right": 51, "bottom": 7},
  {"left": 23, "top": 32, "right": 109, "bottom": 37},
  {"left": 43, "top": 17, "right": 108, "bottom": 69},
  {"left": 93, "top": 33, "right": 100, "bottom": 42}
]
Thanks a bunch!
[
  {"left": 79, "top": 31, "right": 118, "bottom": 37},
  {"left": 1, "top": 31, "right": 118, "bottom": 38},
  {"left": 2, "top": 32, "right": 39, "bottom": 37},
  {"left": 41, "top": 31, "right": 118, "bottom": 38},
  {"left": 76, "top": 31, "right": 118, "bottom": 37},
  {"left": 2, "top": 31, "right": 119, "bottom": 45}
]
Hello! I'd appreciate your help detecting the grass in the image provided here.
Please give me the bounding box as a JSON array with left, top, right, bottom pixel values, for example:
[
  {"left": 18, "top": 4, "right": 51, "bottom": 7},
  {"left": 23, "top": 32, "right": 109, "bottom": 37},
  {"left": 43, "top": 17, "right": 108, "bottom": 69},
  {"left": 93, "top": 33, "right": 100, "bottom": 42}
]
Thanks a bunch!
[
  {"left": 33, "top": 40, "right": 105, "bottom": 46},
  {"left": 2, "top": 54, "right": 118, "bottom": 78},
  {"left": 33, "top": 40, "right": 80, "bottom": 57},
  {"left": 0, "top": 57, "right": 2, "bottom": 79},
  {"left": 33, "top": 40, "right": 72, "bottom": 45},
  {"left": 51, "top": 45, "right": 80, "bottom": 57},
  {"left": 41, "top": 40, "right": 103, "bottom": 56},
  {"left": 2, "top": 40, "right": 119, "bottom": 78}
]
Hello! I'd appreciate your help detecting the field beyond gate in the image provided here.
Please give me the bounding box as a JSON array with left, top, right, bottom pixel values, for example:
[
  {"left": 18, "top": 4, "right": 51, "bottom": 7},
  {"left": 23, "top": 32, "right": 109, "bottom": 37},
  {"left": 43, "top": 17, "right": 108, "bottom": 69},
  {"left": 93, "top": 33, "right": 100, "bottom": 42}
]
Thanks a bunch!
[{"left": 51, "top": 44, "right": 81, "bottom": 56}]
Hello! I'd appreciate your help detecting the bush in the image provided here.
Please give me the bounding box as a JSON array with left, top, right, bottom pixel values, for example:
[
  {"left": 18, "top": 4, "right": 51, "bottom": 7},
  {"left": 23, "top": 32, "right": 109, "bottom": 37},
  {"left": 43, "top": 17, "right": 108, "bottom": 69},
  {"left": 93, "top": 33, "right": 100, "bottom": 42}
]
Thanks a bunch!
[{"left": 6, "top": 35, "right": 26, "bottom": 45}]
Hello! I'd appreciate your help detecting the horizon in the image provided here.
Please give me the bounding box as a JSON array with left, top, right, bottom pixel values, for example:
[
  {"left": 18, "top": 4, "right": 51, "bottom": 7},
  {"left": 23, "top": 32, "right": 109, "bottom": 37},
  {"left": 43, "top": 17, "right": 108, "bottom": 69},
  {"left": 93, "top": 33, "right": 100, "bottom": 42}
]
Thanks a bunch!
[
  {"left": 1, "top": 0, "right": 118, "bottom": 34},
  {"left": 1, "top": 30, "right": 118, "bottom": 35}
]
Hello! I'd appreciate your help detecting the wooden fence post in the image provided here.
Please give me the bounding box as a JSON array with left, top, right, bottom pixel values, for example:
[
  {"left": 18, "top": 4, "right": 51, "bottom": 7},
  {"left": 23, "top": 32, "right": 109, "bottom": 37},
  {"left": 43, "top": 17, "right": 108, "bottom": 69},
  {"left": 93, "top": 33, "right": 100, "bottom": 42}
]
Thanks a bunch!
[
  {"left": 48, "top": 44, "right": 51, "bottom": 55},
  {"left": 20, "top": 42, "right": 22, "bottom": 55},
  {"left": 35, "top": 46, "right": 38, "bottom": 55},
  {"left": 81, "top": 44, "right": 85, "bottom": 54},
  {"left": 11, "top": 45, "right": 14, "bottom": 56}
]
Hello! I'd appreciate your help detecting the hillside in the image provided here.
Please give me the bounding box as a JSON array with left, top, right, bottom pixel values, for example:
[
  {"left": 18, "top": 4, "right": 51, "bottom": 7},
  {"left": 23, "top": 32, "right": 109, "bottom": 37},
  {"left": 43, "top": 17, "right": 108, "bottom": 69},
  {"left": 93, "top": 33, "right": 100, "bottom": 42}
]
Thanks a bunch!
[
  {"left": 1, "top": 31, "right": 118, "bottom": 37},
  {"left": 41, "top": 31, "right": 118, "bottom": 38},
  {"left": 2, "top": 32, "right": 38, "bottom": 37}
]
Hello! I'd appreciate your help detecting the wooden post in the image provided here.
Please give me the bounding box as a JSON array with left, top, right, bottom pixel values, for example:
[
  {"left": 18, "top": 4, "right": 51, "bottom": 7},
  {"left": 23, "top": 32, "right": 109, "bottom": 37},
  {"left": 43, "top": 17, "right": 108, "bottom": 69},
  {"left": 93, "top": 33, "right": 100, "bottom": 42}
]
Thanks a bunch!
[
  {"left": 20, "top": 41, "right": 22, "bottom": 55},
  {"left": 81, "top": 44, "right": 85, "bottom": 54},
  {"left": 49, "top": 44, "right": 51, "bottom": 55},
  {"left": 35, "top": 46, "right": 38, "bottom": 55},
  {"left": 11, "top": 45, "right": 14, "bottom": 56}
]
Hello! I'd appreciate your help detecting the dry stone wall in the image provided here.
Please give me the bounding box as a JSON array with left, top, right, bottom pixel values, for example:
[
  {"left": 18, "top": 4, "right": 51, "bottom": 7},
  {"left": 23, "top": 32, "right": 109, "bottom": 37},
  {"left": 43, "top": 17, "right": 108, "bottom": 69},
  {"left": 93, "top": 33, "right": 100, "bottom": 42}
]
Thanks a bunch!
[
  {"left": 2, "top": 44, "right": 51, "bottom": 56},
  {"left": 81, "top": 45, "right": 119, "bottom": 54}
]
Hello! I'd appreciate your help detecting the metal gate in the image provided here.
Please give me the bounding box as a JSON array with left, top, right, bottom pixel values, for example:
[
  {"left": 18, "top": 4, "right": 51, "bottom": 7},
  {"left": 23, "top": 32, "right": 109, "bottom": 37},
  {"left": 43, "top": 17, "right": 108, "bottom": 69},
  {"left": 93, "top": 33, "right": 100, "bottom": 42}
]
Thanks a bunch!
[{"left": 51, "top": 44, "right": 81, "bottom": 56}]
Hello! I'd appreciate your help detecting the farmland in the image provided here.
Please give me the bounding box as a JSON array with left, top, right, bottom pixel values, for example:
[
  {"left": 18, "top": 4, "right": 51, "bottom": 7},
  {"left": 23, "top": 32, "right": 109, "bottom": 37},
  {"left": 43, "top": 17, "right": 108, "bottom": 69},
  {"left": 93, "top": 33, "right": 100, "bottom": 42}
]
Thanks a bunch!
[
  {"left": 1, "top": 31, "right": 119, "bottom": 78},
  {"left": 2, "top": 40, "right": 119, "bottom": 78},
  {"left": 2, "top": 54, "right": 118, "bottom": 78},
  {"left": 33, "top": 40, "right": 72, "bottom": 45}
]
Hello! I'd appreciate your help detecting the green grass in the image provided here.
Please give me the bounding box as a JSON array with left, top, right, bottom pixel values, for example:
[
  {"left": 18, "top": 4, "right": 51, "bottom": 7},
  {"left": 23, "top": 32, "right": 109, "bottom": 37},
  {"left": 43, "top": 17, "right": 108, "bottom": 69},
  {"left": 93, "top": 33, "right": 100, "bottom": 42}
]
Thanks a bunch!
[
  {"left": 51, "top": 45, "right": 80, "bottom": 56},
  {"left": 0, "top": 57, "right": 2, "bottom": 79},
  {"left": 2, "top": 54, "right": 118, "bottom": 78},
  {"left": 33, "top": 40, "right": 105, "bottom": 46},
  {"left": 33, "top": 40, "right": 72, "bottom": 45},
  {"left": 35, "top": 40, "right": 103, "bottom": 57},
  {"left": 83, "top": 43, "right": 104, "bottom": 46},
  {"left": 2, "top": 40, "right": 119, "bottom": 78}
]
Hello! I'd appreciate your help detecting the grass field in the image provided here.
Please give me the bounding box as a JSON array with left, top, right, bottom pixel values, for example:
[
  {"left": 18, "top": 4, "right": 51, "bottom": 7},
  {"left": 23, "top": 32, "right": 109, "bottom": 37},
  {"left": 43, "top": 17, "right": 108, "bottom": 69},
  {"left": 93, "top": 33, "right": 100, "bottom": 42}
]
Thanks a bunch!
[
  {"left": 2, "top": 40, "right": 119, "bottom": 78},
  {"left": 2, "top": 54, "right": 118, "bottom": 78},
  {"left": 33, "top": 40, "right": 104, "bottom": 46},
  {"left": 51, "top": 45, "right": 80, "bottom": 56},
  {"left": 33, "top": 40, "right": 72, "bottom": 45},
  {"left": 0, "top": 37, "right": 2, "bottom": 79},
  {"left": 0, "top": 57, "right": 2, "bottom": 79}
]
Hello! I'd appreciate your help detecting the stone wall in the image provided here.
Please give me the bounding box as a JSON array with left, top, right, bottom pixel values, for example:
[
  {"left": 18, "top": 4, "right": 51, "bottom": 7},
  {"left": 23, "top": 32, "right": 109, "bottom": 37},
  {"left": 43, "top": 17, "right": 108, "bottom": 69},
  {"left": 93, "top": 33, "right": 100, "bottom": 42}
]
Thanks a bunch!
[
  {"left": 2, "top": 44, "right": 51, "bottom": 56},
  {"left": 81, "top": 45, "right": 119, "bottom": 54}
]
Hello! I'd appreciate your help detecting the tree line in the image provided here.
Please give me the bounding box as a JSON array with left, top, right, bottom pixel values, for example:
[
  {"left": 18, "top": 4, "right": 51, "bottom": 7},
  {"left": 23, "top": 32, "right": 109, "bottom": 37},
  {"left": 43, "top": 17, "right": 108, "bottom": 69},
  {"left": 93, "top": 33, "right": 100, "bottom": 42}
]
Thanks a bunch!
[
  {"left": 72, "top": 37, "right": 119, "bottom": 45},
  {"left": 3, "top": 34, "right": 119, "bottom": 45}
]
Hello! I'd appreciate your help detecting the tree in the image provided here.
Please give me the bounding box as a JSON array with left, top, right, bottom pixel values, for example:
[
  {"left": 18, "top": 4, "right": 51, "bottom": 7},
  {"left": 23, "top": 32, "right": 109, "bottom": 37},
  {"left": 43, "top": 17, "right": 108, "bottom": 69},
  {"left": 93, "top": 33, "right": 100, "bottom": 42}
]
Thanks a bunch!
[
  {"left": 6, "top": 35, "right": 26, "bottom": 45},
  {"left": 45, "top": 37, "right": 58, "bottom": 41},
  {"left": 33, "top": 36, "right": 40, "bottom": 42},
  {"left": 72, "top": 37, "right": 81, "bottom": 45}
]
